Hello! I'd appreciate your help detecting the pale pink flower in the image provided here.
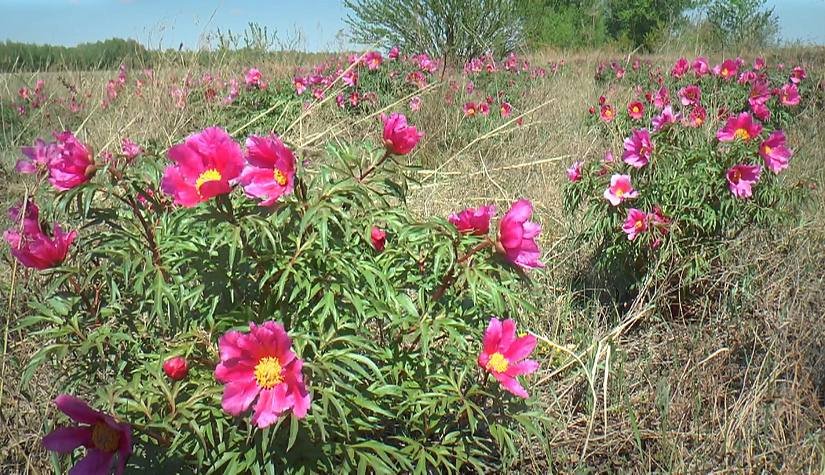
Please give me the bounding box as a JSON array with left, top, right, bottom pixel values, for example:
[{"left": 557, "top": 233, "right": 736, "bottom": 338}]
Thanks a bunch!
[
  {"left": 566, "top": 161, "right": 583, "bottom": 182},
  {"left": 604, "top": 174, "right": 639, "bottom": 206},
  {"left": 622, "top": 208, "right": 648, "bottom": 240}
]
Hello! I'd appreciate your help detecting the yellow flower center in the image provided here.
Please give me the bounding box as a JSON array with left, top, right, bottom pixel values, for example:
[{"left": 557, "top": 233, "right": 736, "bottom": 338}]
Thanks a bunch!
[
  {"left": 722, "top": 68, "right": 730, "bottom": 77},
  {"left": 254, "top": 356, "right": 283, "bottom": 389},
  {"left": 635, "top": 220, "right": 645, "bottom": 230},
  {"left": 605, "top": 109, "right": 613, "bottom": 118},
  {"left": 732, "top": 170, "right": 741, "bottom": 182},
  {"left": 763, "top": 145, "right": 772, "bottom": 155},
  {"left": 91, "top": 422, "right": 120, "bottom": 453},
  {"left": 734, "top": 128, "right": 750, "bottom": 141},
  {"left": 273, "top": 169, "right": 288, "bottom": 186},
  {"left": 195, "top": 168, "right": 222, "bottom": 194},
  {"left": 632, "top": 106, "right": 639, "bottom": 113},
  {"left": 486, "top": 352, "right": 509, "bottom": 373},
  {"left": 615, "top": 188, "right": 625, "bottom": 198}
]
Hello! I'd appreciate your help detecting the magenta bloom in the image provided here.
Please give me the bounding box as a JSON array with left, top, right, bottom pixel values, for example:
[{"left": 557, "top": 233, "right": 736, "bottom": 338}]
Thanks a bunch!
[
  {"left": 759, "top": 130, "right": 793, "bottom": 174},
  {"left": 17, "top": 138, "right": 56, "bottom": 175},
  {"left": 678, "top": 85, "right": 701, "bottom": 106},
  {"left": 370, "top": 227, "right": 386, "bottom": 251},
  {"left": 790, "top": 66, "right": 806, "bottom": 84},
  {"left": 409, "top": 96, "right": 422, "bottom": 111},
  {"left": 478, "top": 102, "right": 491, "bottom": 117},
  {"left": 692, "top": 57, "right": 710, "bottom": 77},
  {"left": 42, "top": 395, "right": 131, "bottom": 475},
  {"left": 622, "top": 129, "right": 653, "bottom": 168},
  {"left": 478, "top": 317, "right": 538, "bottom": 398},
  {"left": 293, "top": 76, "right": 307, "bottom": 95},
  {"left": 754, "top": 57, "right": 766, "bottom": 70},
  {"left": 627, "top": 101, "right": 644, "bottom": 120},
  {"left": 714, "top": 59, "right": 738, "bottom": 80},
  {"left": 653, "top": 87, "right": 670, "bottom": 109},
  {"left": 599, "top": 104, "right": 615, "bottom": 123},
  {"left": 120, "top": 138, "right": 142, "bottom": 160},
  {"left": 604, "top": 174, "right": 639, "bottom": 206},
  {"left": 497, "top": 199, "right": 543, "bottom": 269},
  {"left": 726, "top": 164, "right": 762, "bottom": 198},
  {"left": 364, "top": 51, "right": 383, "bottom": 70},
  {"left": 500, "top": 101, "right": 512, "bottom": 118},
  {"left": 566, "top": 161, "right": 583, "bottom": 182},
  {"left": 48, "top": 131, "right": 95, "bottom": 191},
  {"left": 622, "top": 208, "right": 648, "bottom": 241},
  {"left": 388, "top": 46, "right": 399, "bottom": 60},
  {"left": 245, "top": 68, "right": 264, "bottom": 88},
  {"left": 449, "top": 205, "right": 496, "bottom": 235},
  {"left": 463, "top": 101, "right": 477, "bottom": 117},
  {"left": 652, "top": 105, "right": 679, "bottom": 132},
  {"left": 163, "top": 356, "right": 189, "bottom": 381},
  {"left": 685, "top": 106, "right": 707, "bottom": 128},
  {"left": 215, "top": 321, "right": 311, "bottom": 428},
  {"left": 780, "top": 83, "right": 800, "bottom": 106},
  {"left": 716, "top": 112, "right": 762, "bottom": 142},
  {"left": 381, "top": 113, "right": 423, "bottom": 155},
  {"left": 161, "top": 127, "right": 244, "bottom": 207},
  {"left": 4, "top": 201, "right": 77, "bottom": 270},
  {"left": 238, "top": 134, "right": 296, "bottom": 206},
  {"left": 671, "top": 57, "right": 689, "bottom": 78}
]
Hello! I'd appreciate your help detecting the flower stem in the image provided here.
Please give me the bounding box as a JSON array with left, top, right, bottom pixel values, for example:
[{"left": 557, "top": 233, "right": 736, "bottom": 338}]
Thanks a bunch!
[{"left": 358, "top": 149, "right": 392, "bottom": 182}]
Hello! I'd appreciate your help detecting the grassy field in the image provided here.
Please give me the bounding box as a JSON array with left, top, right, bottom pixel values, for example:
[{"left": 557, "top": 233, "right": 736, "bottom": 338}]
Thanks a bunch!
[{"left": 1, "top": 47, "right": 824, "bottom": 472}]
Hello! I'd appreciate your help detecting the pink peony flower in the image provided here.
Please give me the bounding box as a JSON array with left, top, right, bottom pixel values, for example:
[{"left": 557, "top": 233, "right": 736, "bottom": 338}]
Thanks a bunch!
[
  {"left": 726, "top": 164, "right": 761, "bottom": 198},
  {"left": 716, "top": 112, "right": 762, "bottom": 142},
  {"left": 653, "top": 87, "right": 670, "bottom": 109},
  {"left": 245, "top": 68, "right": 264, "bottom": 88},
  {"left": 678, "top": 85, "right": 701, "bottom": 106},
  {"left": 500, "top": 101, "right": 512, "bottom": 118},
  {"left": 713, "top": 59, "right": 738, "bottom": 80},
  {"left": 4, "top": 201, "right": 77, "bottom": 270},
  {"left": 388, "top": 46, "right": 400, "bottom": 60},
  {"left": 566, "top": 161, "right": 583, "bottom": 182},
  {"left": 622, "top": 129, "right": 653, "bottom": 168},
  {"left": 496, "top": 199, "right": 544, "bottom": 269},
  {"left": 685, "top": 106, "right": 707, "bottom": 128},
  {"left": 627, "top": 101, "right": 644, "bottom": 120},
  {"left": 293, "top": 76, "right": 307, "bottom": 95},
  {"left": 603, "top": 149, "right": 615, "bottom": 163},
  {"left": 48, "top": 131, "right": 96, "bottom": 191},
  {"left": 652, "top": 105, "right": 680, "bottom": 132},
  {"left": 364, "top": 51, "right": 383, "bottom": 70},
  {"left": 163, "top": 356, "right": 189, "bottom": 381},
  {"left": 671, "top": 58, "right": 689, "bottom": 78},
  {"left": 463, "top": 101, "right": 477, "bottom": 117},
  {"left": 214, "top": 321, "right": 311, "bottom": 428},
  {"left": 478, "top": 317, "right": 538, "bottom": 398},
  {"left": 42, "top": 394, "right": 131, "bottom": 475},
  {"left": 161, "top": 127, "right": 244, "bottom": 207},
  {"left": 409, "top": 96, "right": 421, "bottom": 112},
  {"left": 759, "top": 130, "right": 793, "bottom": 174},
  {"left": 753, "top": 57, "right": 766, "bottom": 70},
  {"left": 478, "top": 102, "right": 490, "bottom": 117},
  {"left": 692, "top": 57, "right": 710, "bottom": 77},
  {"left": 599, "top": 104, "right": 615, "bottom": 123},
  {"left": 790, "top": 66, "right": 806, "bottom": 84},
  {"left": 120, "top": 138, "right": 142, "bottom": 160},
  {"left": 622, "top": 208, "right": 648, "bottom": 240},
  {"left": 449, "top": 205, "right": 496, "bottom": 235},
  {"left": 17, "top": 138, "right": 56, "bottom": 175},
  {"left": 238, "top": 134, "right": 296, "bottom": 206},
  {"left": 751, "top": 102, "right": 771, "bottom": 122},
  {"left": 604, "top": 174, "right": 639, "bottom": 206},
  {"left": 779, "top": 83, "right": 800, "bottom": 106},
  {"left": 381, "top": 113, "right": 423, "bottom": 155},
  {"left": 370, "top": 227, "right": 386, "bottom": 251}
]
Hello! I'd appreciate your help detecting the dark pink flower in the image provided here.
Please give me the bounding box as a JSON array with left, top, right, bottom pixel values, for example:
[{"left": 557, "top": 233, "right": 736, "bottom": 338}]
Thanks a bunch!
[
  {"left": 478, "top": 102, "right": 490, "bottom": 116},
  {"left": 622, "top": 129, "right": 653, "bottom": 168},
  {"left": 790, "top": 66, "right": 806, "bottom": 84},
  {"left": 478, "top": 317, "right": 538, "bottom": 398},
  {"left": 652, "top": 105, "right": 680, "bottom": 132},
  {"left": 726, "top": 164, "right": 762, "bottom": 198},
  {"left": 604, "top": 174, "right": 639, "bottom": 206},
  {"left": 293, "top": 76, "right": 307, "bottom": 95},
  {"left": 245, "top": 68, "right": 264, "bottom": 88},
  {"left": 780, "top": 83, "right": 800, "bottom": 106},
  {"left": 370, "top": 227, "right": 386, "bottom": 251},
  {"left": 678, "top": 85, "right": 701, "bottom": 106},
  {"left": 381, "top": 113, "right": 423, "bottom": 155},
  {"left": 42, "top": 395, "right": 131, "bottom": 475},
  {"left": 449, "top": 205, "right": 496, "bottom": 235},
  {"left": 214, "top": 321, "right": 311, "bottom": 428},
  {"left": 163, "top": 356, "right": 189, "bottom": 381},
  {"left": 716, "top": 112, "right": 762, "bottom": 142},
  {"left": 713, "top": 59, "right": 738, "bottom": 80},
  {"left": 17, "top": 138, "right": 56, "bottom": 175},
  {"left": 627, "top": 101, "right": 644, "bottom": 120},
  {"left": 692, "top": 57, "right": 710, "bottom": 77},
  {"left": 120, "top": 138, "right": 142, "bottom": 160},
  {"left": 500, "top": 101, "right": 512, "bottom": 118},
  {"left": 388, "top": 46, "right": 399, "bottom": 60},
  {"left": 160, "top": 127, "right": 244, "bottom": 207},
  {"left": 4, "top": 201, "right": 77, "bottom": 270},
  {"left": 48, "top": 132, "right": 95, "bottom": 191},
  {"left": 671, "top": 58, "right": 689, "bottom": 78},
  {"left": 753, "top": 57, "right": 766, "bottom": 70},
  {"left": 685, "top": 106, "right": 707, "bottom": 128},
  {"left": 653, "top": 87, "right": 670, "bottom": 109},
  {"left": 622, "top": 208, "right": 648, "bottom": 240},
  {"left": 599, "top": 104, "right": 615, "bottom": 123},
  {"left": 566, "top": 161, "right": 583, "bottom": 182},
  {"left": 364, "top": 51, "right": 383, "bottom": 70},
  {"left": 497, "top": 199, "right": 543, "bottom": 269},
  {"left": 759, "top": 130, "right": 793, "bottom": 174},
  {"left": 238, "top": 134, "right": 296, "bottom": 206}
]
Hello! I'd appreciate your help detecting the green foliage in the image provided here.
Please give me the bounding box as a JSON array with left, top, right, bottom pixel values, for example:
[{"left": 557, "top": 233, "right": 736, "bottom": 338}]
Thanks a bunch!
[
  {"left": 344, "top": 0, "right": 524, "bottom": 61},
  {"left": 704, "top": 0, "right": 779, "bottom": 48},
  {"left": 605, "top": 0, "right": 700, "bottom": 50},
  {"left": 517, "top": 0, "right": 609, "bottom": 49},
  {"left": 17, "top": 127, "right": 547, "bottom": 472},
  {"left": 0, "top": 38, "right": 151, "bottom": 72}
]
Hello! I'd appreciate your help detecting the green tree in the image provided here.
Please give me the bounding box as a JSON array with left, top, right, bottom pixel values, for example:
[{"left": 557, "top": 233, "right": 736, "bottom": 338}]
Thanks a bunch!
[
  {"left": 517, "top": 0, "right": 609, "bottom": 48},
  {"left": 705, "top": 0, "right": 778, "bottom": 48},
  {"left": 344, "top": 0, "right": 523, "bottom": 62},
  {"left": 606, "top": 0, "right": 700, "bottom": 49}
]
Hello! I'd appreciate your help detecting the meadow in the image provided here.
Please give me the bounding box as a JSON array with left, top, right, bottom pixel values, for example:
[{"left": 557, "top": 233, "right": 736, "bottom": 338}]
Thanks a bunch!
[{"left": 1, "top": 45, "right": 824, "bottom": 473}]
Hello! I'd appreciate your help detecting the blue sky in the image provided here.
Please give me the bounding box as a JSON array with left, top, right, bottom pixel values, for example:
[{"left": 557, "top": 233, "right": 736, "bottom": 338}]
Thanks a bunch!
[{"left": 0, "top": 0, "right": 823, "bottom": 50}]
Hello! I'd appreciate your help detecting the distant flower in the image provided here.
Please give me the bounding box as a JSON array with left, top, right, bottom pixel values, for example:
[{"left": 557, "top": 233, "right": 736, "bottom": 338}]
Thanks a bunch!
[
  {"left": 121, "top": 138, "right": 142, "bottom": 160},
  {"left": 678, "top": 85, "right": 701, "bottom": 106},
  {"left": 163, "top": 356, "right": 189, "bottom": 381},
  {"left": 726, "top": 164, "right": 762, "bottom": 198},
  {"left": 713, "top": 59, "right": 738, "bottom": 80},
  {"left": 364, "top": 51, "right": 383, "bottom": 70},
  {"left": 627, "top": 101, "right": 644, "bottom": 120},
  {"left": 716, "top": 112, "right": 762, "bottom": 142},
  {"left": 239, "top": 134, "right": 296, "bottom": 206},
  {"left": 409, "top": 96, "right": 421, "bottom": 112},
  {"left": 685, "top": 106, "right": 707, "bottom": 128},
  {"left": 478, "top": 317, "right": 538, "bottom": 398},
  {"left": 599, "top": 104, "right": 615, "bottom": 122},
  {"left": 753, "top": 57, "right": 766, "bottom": 70},
  {"left": 381, "top": 112, "right": 423, "bottom": 155},
  {"left": 48, "top": 131, "right": 95, "bottom": 191},
  {"left": 779, "top": 83, "right": 800, "bottom": 106},
  {"left": 478, "top": 102, "right": 490, "bottom": 116},
  {"left": 604, "top": 174, "right": 639, "bottom": 206},
  {"left": 388, "top": 46, "right": 400, "bottom": 60},
  {"left": 652, "top": 105, "right": 679, "bottom": 132},
  {"left": 566, "top": 161, "right": 583, "bottom": 182},
  {"left": 622, "top": 129, "right": 653, "bottom": 168},
  {"left": 671, "top": 57, "right": 689, "bottom": 78},
  {"left": 692, "top": 57, "right": 710, "bottom": 77},
  {"left": 790, "top": 66, "right": 806, "bottom": 84},
  {"left": 622, "top": 208, "right": 648, "bottom": 240},
  {"left": 759, "top": 130, "right": 793, "bottom": 174},
  {"left": 500, "top": 101, "right": 512, "bottom": 118},
  {"left": 341, "top": 69, "right": 358, "bottom": 87},
  {"left": 244, "top": 67, "right": 265, "bottom": 88},
  {"left": 293, "top": 76, "right": 307, "bottom": 95},
  {"left": 603, "top": 149, "right": 614, "bottom": 163},
  {"left": 16, "top": 138, "right": 55, "bottom": 175},
  {"left": 4, "top": 201, "right": 77, "bottom": 270},
  {"left": 653, "top": 87, "right": 670, "bottom": 109},
  {"left": 370, "top": 227, "right": 386, "bottom": 251},
  {"left": 496, "top": 199, "right": 543, "bottom": 269},
  {"left": 215, "top": 321, "right": 311, "bottom": 428},
  {"left": 161, "top": 127, "right": 244, "bottom": 207},
  {"left": 449, "top": 205, "right": 496, "bottom": 235}
]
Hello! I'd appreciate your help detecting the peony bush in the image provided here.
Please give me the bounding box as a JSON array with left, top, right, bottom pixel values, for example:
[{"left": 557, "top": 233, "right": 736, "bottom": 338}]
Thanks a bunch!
[
  {"left": 566, "top": 56, "right": 811, "bottom": 299},
  {"left": 7, "top": 110, "right": 548, "bottom": 472}
]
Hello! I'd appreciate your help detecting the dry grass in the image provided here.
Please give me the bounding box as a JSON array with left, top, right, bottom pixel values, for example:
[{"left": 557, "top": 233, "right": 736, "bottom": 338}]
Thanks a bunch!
[{"left": 1, "top": 48, "right": 824, "bottom": 473}]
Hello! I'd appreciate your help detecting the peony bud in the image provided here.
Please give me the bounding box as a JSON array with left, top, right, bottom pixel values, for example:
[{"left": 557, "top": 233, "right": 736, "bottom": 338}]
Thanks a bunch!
[{"left": 163, "top": 356, "right": 188, "bottom": 381}]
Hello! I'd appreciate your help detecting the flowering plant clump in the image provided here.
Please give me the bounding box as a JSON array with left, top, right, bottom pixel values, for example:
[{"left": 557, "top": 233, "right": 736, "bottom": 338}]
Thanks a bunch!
[
  {"left": 568, "top": 56, "right": 811, "bottom": 298},
  {"left": 10, "top": 106, "right": 548, "bottom": 472}
]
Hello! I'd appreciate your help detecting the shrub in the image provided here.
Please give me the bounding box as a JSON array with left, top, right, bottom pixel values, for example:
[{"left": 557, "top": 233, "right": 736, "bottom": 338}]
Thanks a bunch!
[
  {"left": 565, "top": 56, "right": 811, "bottom": 300},
  {"left": 8, "top": 112, "right": 549, "bottom": 472}
]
